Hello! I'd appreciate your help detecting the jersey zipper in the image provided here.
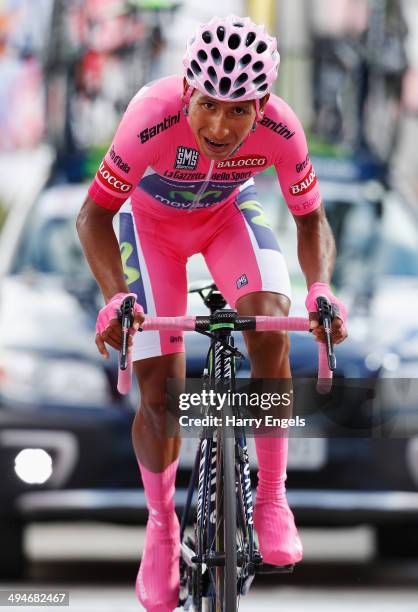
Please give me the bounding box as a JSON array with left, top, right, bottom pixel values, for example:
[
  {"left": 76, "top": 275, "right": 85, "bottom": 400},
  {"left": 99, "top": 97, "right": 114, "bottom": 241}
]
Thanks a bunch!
[{"left": 187, "top": 160, "right": 215, "bottom": 213}]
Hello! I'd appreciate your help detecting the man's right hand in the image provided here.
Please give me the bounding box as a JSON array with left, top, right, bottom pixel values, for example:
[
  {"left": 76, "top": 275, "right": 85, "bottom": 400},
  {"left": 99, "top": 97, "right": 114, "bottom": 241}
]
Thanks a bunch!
[{"left": 95, "top": 292, "right": 145, "bottom": 358}]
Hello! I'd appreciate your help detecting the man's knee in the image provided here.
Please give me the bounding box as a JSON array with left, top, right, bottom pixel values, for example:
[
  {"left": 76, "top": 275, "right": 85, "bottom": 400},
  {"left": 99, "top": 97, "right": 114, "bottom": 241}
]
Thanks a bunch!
[
  {"left": 245, "top": 329, "right": 290, "bottom": 363},
  {"left": 236, "top": 291, "right": 290, "bottom": 318},
  {"left": 136, "top": 390, "right": 175, "bottom": 437},
  {"left": 133, "top": 353, "right": 184, "bottom": 437},
  {"left": 237, "top": 291, "right": 291, "bottom": 366}
]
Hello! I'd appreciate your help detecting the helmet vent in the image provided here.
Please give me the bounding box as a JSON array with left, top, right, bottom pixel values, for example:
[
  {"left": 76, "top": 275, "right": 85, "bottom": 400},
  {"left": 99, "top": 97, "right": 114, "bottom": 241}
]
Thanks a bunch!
[
  {"left": 228, "top": 33, "right": 241, "bottom": 50},
  {"left": 253, "top": 74, "right": 267, "bottom": 86},
  {"left": 202, "top": 31, "right": 212, "bottom": 44},
  {"left": 234, "top": 73, "right": 248, "bottom": 87},
  {"left": 233, "top": 22, "right": 244, "bottom": 28},
  {"left": 211, "top": 47, "right": 222, "bottom": 64},
  {"left": 256, "top": 41, "right": 267, "bottom": 54},
  {"left": 186, "top": 68, "right": 194, "bottom": 80},
  {"left": 252, "top": 61, "right": 264, "bottom": 72},
  {"left": 219, "top": 77, "right": 231, "bottom": 95},
  {"left": 240, "top": 53, "right": 252, "bottom": 67},
  {"left": 191, "top": 60, "right": 202, "bottom": 75},
  {"left": 204, "top": 80, "right": 216, "bottom": 96},
  {"left": 231, "top": 87, "right": 246, "bottom": 99},
  {"left": 197, "top": 50, "right": 208, "bottom": 62},
  {"left": 245, "top": 32, "right": 256, "bottom": 47},
  {"left": 208, "top": 66, "right": 218, "bottom": 83},
  {"left": 223, "top": 56, "right": 235, "bottom": 73},
  {"left": 257, "top": 83, "right": 268, "bottom": 93},
  {"left": 216, "top": 26, "right": 225, "bottom": 42}
]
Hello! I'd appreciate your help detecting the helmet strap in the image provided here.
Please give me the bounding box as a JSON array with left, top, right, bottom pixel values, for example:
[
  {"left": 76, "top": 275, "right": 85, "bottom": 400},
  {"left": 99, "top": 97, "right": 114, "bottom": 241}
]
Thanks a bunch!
[{"left": 182, "top": 84, "right": 194, "bottom": 116}]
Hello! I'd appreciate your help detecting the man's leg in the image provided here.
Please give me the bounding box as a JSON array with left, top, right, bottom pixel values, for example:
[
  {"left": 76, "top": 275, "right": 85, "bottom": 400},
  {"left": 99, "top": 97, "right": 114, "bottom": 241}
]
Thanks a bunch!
[
  {"left": 133, "top": 353, "right": 184, "bottom": 612},
  {"left": 237, "top": 291, "right": 303, "bottom": 566},
  {"left": 118, "top": 204, "right": 189, "bottom": 609},
  {"left": 201, "top": 189, "right": 300, "bottom": 565}
]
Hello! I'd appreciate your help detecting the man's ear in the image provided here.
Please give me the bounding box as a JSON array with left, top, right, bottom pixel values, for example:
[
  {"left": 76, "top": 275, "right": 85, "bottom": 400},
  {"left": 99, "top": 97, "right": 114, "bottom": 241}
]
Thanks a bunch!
[
  {"left": 183, "top": 77, "right": 189, "bottom": 98},
  {"left": 259, "top": 93, "right": 270, "bottom": 113}
]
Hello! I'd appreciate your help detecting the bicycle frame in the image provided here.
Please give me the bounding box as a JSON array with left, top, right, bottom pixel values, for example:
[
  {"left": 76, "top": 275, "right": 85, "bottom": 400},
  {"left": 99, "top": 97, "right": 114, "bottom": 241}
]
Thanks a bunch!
[
  {"left": 115, "top": 290, "right": 335, "bottom": 609},
  {"left": 179, "top": 296, "right": 260, "bottom": 610}
]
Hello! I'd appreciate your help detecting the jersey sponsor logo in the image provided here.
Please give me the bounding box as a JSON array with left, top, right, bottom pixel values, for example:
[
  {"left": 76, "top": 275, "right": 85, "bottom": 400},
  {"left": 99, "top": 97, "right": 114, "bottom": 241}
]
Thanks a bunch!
[
  {"left": 154, "top": 188, "right": 223, "bottom": 209},
  {"left": 260, "top": 115, "right": 295, "bottom": 140},
  {"left": 109, "top": 146, "right": 131, "bottom": 173},
  {"left": 216, "top": 155, "right": 267, "bottom": 169},
  {"left": 289, "top": 165, "right": 317, "bottom": 196},
  {"left": 164, "top": 170, "right": 206, "bottom": 180},
  {"left": 236, "top": 274, "right": 248, "bottom": 289},
  {"left": 211, "top": 170, "right": 252, "bottom": 181},
  {"left": 97, "top": 160, "right": 132, "bottom": 193},
  {"left": 168, "top": 189, "right": 222, "bottom": 201},
  {"left": 296, "top": 152, "right": 310, "bottom": 174},
  {"left": 119, "top": 213, "right": 148, "bottom": 314},
  {"left": 155, "top": 194, "right": 215, "bottom": 209},
  {"left": 120, "top": 242, "right": 140, "bottom": 285},
  {"left": 238, "top": 200, "right": 281, "bottom": 252},
  {"left": 291, "top": 192, "right": 321, "bottom": 214},
  {"left": 138, "top": 111, "right": 180, "bottom": 144},
  {"left": 170, "top": 336, "right": 183, "bottom": 343},
  {"left": 175, "top": 146, "right": 199, "bottom": 170},
  {"left": 139, "top": 174, "right": 239, "bottom": 208}
]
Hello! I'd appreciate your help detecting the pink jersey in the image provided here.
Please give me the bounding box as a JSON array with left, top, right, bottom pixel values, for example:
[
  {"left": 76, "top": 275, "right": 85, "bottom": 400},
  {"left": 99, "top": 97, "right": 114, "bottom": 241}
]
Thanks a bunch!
[{"left": 88, "top": 75, "right": 321, "bottom": 217}]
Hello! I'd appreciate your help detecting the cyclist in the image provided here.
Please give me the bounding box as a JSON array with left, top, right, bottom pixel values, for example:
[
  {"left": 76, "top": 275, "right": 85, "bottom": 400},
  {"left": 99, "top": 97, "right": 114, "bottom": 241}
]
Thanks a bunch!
[{"left": 77, "top": 15, "right": 348, "bottom": 611}]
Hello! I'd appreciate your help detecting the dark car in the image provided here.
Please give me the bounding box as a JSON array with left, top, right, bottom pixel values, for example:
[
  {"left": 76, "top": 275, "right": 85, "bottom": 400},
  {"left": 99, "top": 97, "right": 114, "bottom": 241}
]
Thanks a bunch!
[{"left": 0, "top": 165, "right": 417, "bottom": 579}]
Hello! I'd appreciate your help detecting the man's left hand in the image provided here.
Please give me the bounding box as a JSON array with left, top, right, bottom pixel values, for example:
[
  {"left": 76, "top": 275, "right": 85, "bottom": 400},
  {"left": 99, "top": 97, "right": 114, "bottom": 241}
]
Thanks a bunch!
[{"left": 305, "top": 282, "right": 348, "bottom": 345}]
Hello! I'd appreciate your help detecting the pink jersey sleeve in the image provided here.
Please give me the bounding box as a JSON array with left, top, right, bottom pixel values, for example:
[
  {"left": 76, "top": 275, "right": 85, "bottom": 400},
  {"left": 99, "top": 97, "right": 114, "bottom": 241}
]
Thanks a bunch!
[
  {"left": 87, "top": 88, "right": 164, "bottom": 211},
  {"left": 262, "top": 97, "right": 322, "bottom": 216}
]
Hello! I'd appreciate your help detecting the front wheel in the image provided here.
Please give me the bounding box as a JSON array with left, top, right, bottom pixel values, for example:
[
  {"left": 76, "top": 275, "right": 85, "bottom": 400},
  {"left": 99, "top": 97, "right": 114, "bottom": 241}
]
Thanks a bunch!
[{"left": 222, "top": 429, "right": 237, "bottom": 611}]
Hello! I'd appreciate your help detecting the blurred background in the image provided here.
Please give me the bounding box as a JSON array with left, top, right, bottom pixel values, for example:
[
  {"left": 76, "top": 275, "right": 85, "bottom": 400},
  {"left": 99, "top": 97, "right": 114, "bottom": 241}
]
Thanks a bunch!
[{"left": 0, "top": 0, "right": 418, "bottom": 610}]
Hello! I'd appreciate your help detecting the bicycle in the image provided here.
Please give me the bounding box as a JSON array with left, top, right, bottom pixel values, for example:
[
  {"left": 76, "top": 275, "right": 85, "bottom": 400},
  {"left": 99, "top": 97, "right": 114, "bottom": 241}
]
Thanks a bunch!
[{"left": 117, "top": 285, "right": 335, "bottom": 610}]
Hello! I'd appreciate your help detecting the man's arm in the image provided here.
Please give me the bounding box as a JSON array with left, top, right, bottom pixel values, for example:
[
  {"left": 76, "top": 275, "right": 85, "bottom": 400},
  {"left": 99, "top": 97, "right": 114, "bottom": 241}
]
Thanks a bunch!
[
  {"left": 77, "top": 88, "right": 165, "bottom": 299},
  {"left": 293, "top": 203, "right": 336, "bottom": 288},
  {"left": 76, "top": 196, "right": 129, "bottom": 302},
  {"left": 293, "top": 204, "right": 347, "bottom": 344}
]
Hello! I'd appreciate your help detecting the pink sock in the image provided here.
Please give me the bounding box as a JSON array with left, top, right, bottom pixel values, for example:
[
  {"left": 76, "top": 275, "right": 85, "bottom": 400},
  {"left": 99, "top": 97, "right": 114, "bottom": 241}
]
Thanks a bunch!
[
  {"left": 253, "top": 436, "right": 303, "bottom": 565},
  {"left": 255, "top": 435, "right": 288, "bottom": 501},
  {"left": 136, "top": 458, "right": 180, "bottom": 611}
]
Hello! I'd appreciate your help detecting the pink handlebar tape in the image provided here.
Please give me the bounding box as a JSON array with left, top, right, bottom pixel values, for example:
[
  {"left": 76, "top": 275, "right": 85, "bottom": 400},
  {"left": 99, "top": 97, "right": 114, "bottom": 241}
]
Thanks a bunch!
[
  {"left": 141, "top": 316, "right": 197, "bottom": 331},
  {"left": 254, "top": 316, "right": 310, "bottom": 332},
  {"left": 117, "top": 352, "right": 133, "bottom": 395},
  {"left": 116, "top": 315, "right": 333, "bottom": 395}
]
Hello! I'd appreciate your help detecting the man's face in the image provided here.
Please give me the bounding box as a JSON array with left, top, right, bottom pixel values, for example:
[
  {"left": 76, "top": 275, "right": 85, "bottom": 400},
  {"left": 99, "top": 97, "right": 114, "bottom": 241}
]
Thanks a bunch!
[{"left": 185, "top": 82, "right": 266, "bottom": 161}]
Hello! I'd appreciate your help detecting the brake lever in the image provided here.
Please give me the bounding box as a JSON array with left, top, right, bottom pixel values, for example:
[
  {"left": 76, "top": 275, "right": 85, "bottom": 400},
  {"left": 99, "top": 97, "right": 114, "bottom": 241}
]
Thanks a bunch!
[
  {"left": 118, "top": 295, "right": 136, "bottom": 371},
  {"left": 316, "top": 296, "right": 337, "bottom": 371}
]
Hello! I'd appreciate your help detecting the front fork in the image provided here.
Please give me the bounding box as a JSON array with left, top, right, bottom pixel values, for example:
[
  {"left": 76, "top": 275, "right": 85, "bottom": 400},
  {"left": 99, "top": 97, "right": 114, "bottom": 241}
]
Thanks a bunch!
[{"left": 181, "top": 314, "right": 260, "bottom": 604}]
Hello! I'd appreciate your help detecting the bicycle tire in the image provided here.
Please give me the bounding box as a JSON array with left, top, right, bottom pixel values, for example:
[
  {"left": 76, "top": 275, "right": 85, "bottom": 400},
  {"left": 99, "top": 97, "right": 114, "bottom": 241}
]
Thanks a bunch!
[
  {"left": 222, "top": 423, "right": 238, "bottom": 610},
  {"left": 203, "top": 327, "right": 241, "bottom": 610},
  {"left": 206, "top": 427, "right": 237, "bottom": 612}
]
